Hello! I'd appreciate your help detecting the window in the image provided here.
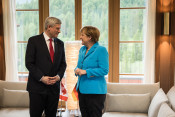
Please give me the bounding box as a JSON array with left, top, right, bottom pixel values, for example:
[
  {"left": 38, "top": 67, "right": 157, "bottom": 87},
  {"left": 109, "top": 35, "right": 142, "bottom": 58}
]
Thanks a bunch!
[
  {"left": 119, "top": 0, "right": 146, "bottom": 83},
  {"left": 16, "top": 0, "right": 39, "bottom": 81},
  {"left": 15, "top": 0, "right": 147, "bottom": 83},
  {"left": 108, "top": 0, "right": 147, "bottom": 83}
]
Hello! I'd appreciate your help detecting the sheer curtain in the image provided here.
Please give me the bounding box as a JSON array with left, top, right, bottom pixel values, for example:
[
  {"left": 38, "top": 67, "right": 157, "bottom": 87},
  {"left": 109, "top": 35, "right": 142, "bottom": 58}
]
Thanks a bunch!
[
  {"left": 144, "top": 0, "right": 156, "bottom": 83},
  {"left": 2, "top": 0, "right": 18, "bottom": 81}
]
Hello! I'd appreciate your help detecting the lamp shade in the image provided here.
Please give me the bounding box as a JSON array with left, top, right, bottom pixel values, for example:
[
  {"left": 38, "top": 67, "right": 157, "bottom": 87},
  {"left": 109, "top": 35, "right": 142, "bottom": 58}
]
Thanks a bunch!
[{"left": 65, "top": 41, "right": 82, "bottom": 110}]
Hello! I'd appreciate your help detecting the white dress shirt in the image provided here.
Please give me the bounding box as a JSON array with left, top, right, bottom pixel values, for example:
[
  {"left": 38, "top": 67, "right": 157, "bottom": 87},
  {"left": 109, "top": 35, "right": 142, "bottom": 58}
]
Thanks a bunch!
[{"left": 43, "top": 32, "right": 55, "bottom": 52}]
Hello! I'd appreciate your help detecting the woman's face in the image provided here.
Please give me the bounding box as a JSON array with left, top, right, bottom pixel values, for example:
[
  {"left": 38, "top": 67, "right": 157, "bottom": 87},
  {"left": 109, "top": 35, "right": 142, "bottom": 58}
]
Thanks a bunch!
[{"left": 80, "top": 31, "right": 91, "bottom": 46}]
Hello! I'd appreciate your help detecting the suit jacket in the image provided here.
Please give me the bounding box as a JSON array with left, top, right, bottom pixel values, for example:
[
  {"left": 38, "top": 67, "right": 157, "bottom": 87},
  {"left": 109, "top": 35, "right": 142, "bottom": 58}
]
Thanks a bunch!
[
  {"left": 75, "top": 42, "right": 109, "bottom": 94},
  {"left": 25, "top": 33, "right": 67, "bottom": 95}
]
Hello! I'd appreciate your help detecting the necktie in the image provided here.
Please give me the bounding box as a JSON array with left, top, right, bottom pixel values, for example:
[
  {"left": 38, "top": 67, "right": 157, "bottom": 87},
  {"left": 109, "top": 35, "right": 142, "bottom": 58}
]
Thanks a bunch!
[{"left": 49, "top": 39, "right": 54, "bottom": 62}]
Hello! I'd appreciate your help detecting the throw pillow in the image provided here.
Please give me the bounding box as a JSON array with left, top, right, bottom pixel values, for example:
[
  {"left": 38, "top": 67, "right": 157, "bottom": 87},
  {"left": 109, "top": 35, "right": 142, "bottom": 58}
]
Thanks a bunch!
[
  {"left": 167, "top": 86, "right": 175, "bottom": 111},
  {"left": 106, "top": 93, "right": 151, "bottom": 113},
  {"left": 157, "top": 103, "right": 175, "bottom": 117},
  {"left": 2, "top": 88, "right": 29, "bottom": 107},
  {"left": 148, "top": 88, "right": 168, "bottom": 117}
]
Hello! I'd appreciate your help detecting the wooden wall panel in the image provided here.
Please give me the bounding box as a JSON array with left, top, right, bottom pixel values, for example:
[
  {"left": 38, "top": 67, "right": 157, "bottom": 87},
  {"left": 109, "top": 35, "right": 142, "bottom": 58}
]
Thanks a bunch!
[
  {"left": 159, "top": 36, "right": 171, "bottom": 93},
  {"left": 155, "top": 12, "right": 162, "bottom": 83},
  {"left": 156, "top": 0, "right": 175, "bottom": 93},
  {"left": 0, "top": 0, "right": 5, "bottom": 81},
  {"left": 170, "top": 0, "right": 175, "bottom": 86}
]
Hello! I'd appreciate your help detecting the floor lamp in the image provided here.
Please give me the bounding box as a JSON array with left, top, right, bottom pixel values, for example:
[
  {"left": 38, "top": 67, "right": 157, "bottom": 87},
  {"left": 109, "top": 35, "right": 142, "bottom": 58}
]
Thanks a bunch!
[{"left": 65, "top": 41, "right": 81, "bottom": 111}]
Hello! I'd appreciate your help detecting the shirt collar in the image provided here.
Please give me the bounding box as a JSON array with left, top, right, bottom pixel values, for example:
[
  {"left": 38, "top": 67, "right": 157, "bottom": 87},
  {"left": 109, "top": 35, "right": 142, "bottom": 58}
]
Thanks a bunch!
[{"left": 43, "top": 32, "right": 54, "bottom": 41}]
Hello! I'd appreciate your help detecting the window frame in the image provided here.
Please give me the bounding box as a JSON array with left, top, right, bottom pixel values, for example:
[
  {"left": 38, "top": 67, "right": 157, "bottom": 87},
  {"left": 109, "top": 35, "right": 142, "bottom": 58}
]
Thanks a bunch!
[
  {"left": 108, "top": 0, "right": 146, "bottom": 82},
  {"left": 119, "top": 4, "right": 146, "bottom": 83}
]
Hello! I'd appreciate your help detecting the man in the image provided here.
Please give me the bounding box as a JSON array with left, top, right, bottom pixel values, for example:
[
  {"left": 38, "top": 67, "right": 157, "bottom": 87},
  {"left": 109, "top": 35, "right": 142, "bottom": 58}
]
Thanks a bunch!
[{"left": 25, "top": 17, "right": 67, "bottom": 117}]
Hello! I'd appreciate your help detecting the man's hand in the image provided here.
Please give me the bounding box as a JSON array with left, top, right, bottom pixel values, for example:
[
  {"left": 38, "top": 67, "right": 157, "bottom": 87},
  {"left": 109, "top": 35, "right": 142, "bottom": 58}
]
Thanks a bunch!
[
  {"left": 41, "top": 75, "right": 60, "bottom": 85},
  {"left": 41, "top": 76, "right": 53, "bottom": 85},
  {"left": 48, "top": 75, "right": 60, "bottom": 85}
]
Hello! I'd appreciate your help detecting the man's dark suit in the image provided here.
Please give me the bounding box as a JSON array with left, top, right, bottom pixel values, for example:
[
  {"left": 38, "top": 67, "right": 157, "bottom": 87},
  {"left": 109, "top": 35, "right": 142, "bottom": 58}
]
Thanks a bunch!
[{"left": 25, "top": 33, "right": 67, "bottom": 116}]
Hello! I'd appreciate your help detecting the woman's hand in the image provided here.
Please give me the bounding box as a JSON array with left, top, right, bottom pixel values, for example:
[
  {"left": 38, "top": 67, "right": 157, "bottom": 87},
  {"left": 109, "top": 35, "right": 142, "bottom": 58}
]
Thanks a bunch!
[
  {"left": 75, "top": 68, "right": 87, "bottom": 76},
  {"left": 78, "top": 69, "right": 87, "bottom": 76},
  {"left": 75, "top": 68, "right": 81, "bottom": 75}
]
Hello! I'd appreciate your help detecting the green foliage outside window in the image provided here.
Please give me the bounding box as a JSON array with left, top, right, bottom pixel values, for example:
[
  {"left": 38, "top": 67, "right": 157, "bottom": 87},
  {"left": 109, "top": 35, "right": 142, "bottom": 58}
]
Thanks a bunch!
[
  {"left": 16, "top": 0, "right": 38, "bottom": 9},
  {"left": 49, "top": 0, "right": 75, "bottom": 42},
  {"left": 120, "top": 0, "right": 146, "bottom": 8},
  {"left": 82, "top": 0, "right": 108, "bottom": 49}
]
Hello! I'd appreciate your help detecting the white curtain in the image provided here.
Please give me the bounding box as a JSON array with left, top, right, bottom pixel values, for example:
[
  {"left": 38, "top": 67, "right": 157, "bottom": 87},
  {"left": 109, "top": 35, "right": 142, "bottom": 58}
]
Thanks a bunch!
[
  {"left": 144, "top": 0, "right": 156, "bottom": 83},
  {"left": 2, "top": 0, "right": 18, "bottom": 81}
]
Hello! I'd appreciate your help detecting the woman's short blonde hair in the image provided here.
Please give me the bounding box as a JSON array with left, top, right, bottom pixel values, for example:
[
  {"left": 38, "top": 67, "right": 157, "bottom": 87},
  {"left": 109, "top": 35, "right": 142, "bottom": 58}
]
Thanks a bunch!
[{"left": 80, "top": 26, "right": 100, "bottom": 43}]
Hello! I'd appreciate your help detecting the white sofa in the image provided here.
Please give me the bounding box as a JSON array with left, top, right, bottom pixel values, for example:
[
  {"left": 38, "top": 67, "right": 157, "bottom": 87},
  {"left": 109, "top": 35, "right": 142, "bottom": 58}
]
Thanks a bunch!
[
  {"left": 0, "top": 80, "right": 30, "bottom": 117},
  {"left": 1, "top": 80, "right": 175, "bottom": 117},
  {"left": 103, "top": 82, "right": 175, "bottom": 117}
]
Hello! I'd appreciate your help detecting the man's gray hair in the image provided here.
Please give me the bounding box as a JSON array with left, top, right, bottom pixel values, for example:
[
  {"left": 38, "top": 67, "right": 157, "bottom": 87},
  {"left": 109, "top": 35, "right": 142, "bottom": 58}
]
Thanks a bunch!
[{"left": 45, "top": 17, "right": 62, "bottom": 30}]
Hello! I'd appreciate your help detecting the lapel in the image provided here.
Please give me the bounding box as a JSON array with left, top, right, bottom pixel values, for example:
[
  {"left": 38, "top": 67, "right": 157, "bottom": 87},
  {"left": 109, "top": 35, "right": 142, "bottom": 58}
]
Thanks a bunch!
[
  {"left": 39, "top": 34, "right": 52, "bottom": 62},
  {"left": 83, "top": 42, "right": 99, "bottom": 60}
]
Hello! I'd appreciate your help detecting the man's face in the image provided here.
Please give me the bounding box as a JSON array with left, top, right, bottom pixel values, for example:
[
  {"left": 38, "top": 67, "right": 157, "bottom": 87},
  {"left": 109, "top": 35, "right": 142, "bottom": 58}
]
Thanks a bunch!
[{"left": 48, "top": 24, "right": 61, "bottom": 38}]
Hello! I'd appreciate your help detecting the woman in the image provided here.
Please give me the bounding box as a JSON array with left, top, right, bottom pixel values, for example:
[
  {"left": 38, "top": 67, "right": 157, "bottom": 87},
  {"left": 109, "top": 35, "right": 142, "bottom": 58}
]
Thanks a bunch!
[{"left": 75, "top": 26, "right": 109, "bottom": 117}]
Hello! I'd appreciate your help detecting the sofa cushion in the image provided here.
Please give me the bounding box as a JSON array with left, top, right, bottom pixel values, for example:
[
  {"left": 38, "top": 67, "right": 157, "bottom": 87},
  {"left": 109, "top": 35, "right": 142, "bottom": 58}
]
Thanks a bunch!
[
  {"left": 102, "top": 112, "right": 148, "bottom": 117},
  {"left": 107, "top": 82, "right": 159, "bottom": 100},
  {"left": 0, "top": 108, "right": 29, "bottom": 117},
  {"left": 2, "top": 88, "right": 29, "bottom": 108},
  {"left": 157, "top": 103, "right": 175, "bottom": 117},
  {"left": 148, "top": 88, "right": 168, "bottom": 117},
  {"left": 106, "top": 93, "right": 151, "bottom": 113},
  {"left": 0, "top": 80, "right": 27, "bottom": 107},
  {"left": 167, "top": 86, "right": 175, "bottom": 111}
]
